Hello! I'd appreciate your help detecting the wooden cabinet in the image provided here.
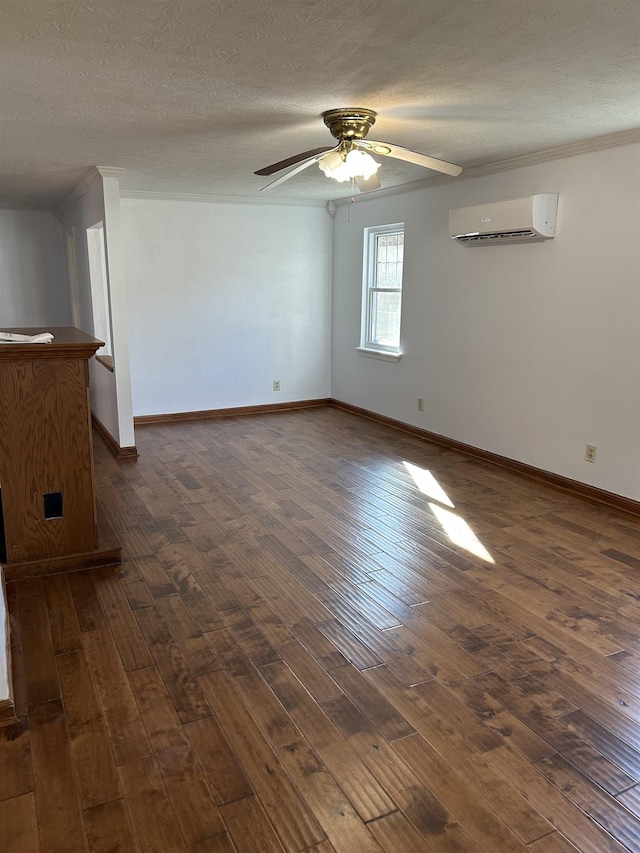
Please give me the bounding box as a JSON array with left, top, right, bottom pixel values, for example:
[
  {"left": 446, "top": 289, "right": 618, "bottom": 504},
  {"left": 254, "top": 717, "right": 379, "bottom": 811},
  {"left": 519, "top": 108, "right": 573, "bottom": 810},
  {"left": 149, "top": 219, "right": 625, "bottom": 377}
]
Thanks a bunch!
[{"left": 0, "top": 327, "right": 120, "bottom": 580}]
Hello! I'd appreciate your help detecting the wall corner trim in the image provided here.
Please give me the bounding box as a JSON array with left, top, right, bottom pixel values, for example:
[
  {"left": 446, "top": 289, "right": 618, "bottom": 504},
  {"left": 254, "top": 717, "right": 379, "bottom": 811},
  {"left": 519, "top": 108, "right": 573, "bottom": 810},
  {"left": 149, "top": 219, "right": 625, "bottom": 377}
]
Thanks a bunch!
[{"left": 55, "top": 166, "right": 126, "bottom": 216}]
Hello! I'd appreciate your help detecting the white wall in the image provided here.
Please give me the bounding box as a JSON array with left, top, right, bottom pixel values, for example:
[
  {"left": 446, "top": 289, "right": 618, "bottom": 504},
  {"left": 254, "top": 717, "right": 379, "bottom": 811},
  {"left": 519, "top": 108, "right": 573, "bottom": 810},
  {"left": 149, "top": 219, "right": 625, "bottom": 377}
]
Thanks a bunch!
[
  {"left": 331, "top": 143, "right": 640, "bottom": 501},
  {"left": 0, "top": 208, "right": 70, "bottom": 326},
  {"left": 121, "top": 198, "right": 332, "bottom": 416}
]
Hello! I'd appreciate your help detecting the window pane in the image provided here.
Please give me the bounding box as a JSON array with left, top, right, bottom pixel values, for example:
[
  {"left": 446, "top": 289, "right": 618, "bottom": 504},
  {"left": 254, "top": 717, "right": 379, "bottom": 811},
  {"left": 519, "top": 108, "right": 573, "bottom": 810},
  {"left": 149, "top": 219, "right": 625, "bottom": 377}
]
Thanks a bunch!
[
  {"left": 87, "top": 221, "right": 113, "bottom": 357},
  {"left": 369, "top": 290, "right": 401, "bottom": 348},
  {"left": 374, "top": 231, "right": 403, "bottom": 290}
]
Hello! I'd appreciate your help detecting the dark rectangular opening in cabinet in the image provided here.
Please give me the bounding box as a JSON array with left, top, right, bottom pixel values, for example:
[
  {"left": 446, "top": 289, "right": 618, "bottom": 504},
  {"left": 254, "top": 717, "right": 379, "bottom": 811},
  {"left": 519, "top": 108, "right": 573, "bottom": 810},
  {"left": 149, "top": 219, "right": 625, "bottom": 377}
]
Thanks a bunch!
[
  {"left": 0, "top": 488, "right": 6, "bottom": 563},
  {"left": 43, "top": 491, "right": 64, "bottom": 520}
]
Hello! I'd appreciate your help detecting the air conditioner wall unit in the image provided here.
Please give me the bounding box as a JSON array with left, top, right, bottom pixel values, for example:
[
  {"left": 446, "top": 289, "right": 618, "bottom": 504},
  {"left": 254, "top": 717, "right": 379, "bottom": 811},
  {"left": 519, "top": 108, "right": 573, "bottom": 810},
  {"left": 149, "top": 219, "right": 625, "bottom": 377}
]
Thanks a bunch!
[{"left": 449, "top": 194, "right": 558, "bottom": 245}]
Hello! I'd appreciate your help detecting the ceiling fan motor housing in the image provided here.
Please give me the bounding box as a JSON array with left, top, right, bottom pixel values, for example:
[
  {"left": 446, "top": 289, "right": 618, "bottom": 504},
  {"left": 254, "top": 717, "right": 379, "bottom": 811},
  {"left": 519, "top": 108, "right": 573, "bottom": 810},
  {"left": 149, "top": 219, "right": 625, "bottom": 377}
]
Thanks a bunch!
[{"left": 322, "top": 108, "right": 377, "bottom": 141}]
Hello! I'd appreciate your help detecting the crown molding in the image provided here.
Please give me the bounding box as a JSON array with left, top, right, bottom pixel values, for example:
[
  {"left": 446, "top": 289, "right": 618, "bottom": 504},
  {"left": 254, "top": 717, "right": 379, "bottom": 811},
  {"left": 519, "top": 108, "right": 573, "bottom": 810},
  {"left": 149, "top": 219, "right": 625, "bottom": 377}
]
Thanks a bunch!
[
  {"left": 95, "top": 166, "right": 127, "bottom": 179},
  {"left": 39, "top": 127, "right": 639, "bottom": 216},
  {"left": 334, "top": 127, "right": 640, "bottom": 206},
  {"left": 54, "top": 166, "right": 126, "bottom": 219},
  {"left": 0, "top": 201, "right": 53, "bottom": 212},
  {"left": 119, "top": 189, "right": 326, "bottom": 208}
]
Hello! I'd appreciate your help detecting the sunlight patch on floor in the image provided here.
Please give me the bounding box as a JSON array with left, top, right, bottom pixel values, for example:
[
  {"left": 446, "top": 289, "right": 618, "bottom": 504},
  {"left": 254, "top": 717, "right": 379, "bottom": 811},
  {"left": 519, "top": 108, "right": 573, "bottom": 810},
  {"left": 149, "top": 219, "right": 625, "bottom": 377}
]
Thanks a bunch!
[
  {"left": 403, "top": 460, "right": 494, "bottom": 563},
  {"left": 403, "top": 461, "right": 455, "bottom": 507},
  {"left": 429, "top": 502, "right": 495, "bottom": 563}
]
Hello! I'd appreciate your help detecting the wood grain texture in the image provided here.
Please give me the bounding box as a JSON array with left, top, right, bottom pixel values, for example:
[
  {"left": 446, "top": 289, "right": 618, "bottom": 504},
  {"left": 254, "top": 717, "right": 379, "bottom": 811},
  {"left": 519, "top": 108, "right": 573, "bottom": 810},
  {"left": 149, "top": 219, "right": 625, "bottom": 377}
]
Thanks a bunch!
[
  {"left": 188, "top": 833, "right": 239, "bottom": 853},
  {"left": 29, "top": 698, "right": 87, "bottom": 853},
  {"left": 83, "top": 627, "right": 151, "bottom": 767},
  {"left": 0, "top": 333, "right": 101, "bottom": 562},
  {"left": 55, "top": 649, "right": 122, "bottom": 809},
  {"left": 367, "top": 809, "right": 435, "bottom": 852},
  {"left": 259, "top": 660, "right": 397, "bottom": 824},
  {"left": 119, "top": 754, "right": 187, "bottom": 853},
  {"left": 128, "top": 664, "right": 226, "bottom": 845},
  {"left": 18, "top": 592, "right": 59, "bottom": 706},
  {"left": 277, "top": 737, "right": 383, "bottom": 853},
  {"left": 44, "top": 573, "right": 84, "bottom": 653},
  {"left": 220, "top": 795, "right": 287, "bottom": 852},
  {"left": 0, "top": 723, "right": 33, "bottom": 801},
  {"left": 84, "top": 799, "right": 138, "bottom": 853},
  {"left": 199, "top": 669, "right": 326, "bottom": 851},
  {"left": 2, "top": 406, "right": 639, "bottom": 852},
  {"left": 0, "top": 791, "right": 40, "bottom": 853}
]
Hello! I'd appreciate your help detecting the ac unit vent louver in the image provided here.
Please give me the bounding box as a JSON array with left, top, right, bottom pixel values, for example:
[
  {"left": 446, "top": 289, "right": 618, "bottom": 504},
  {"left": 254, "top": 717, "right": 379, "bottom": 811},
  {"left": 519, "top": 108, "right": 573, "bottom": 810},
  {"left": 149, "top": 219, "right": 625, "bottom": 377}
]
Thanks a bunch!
[
  {"left": 450, "top": 195, "right": 558, "bottom": 245},
  {"left": 456, "top": 229, "right": 539, "bottom": 243}
]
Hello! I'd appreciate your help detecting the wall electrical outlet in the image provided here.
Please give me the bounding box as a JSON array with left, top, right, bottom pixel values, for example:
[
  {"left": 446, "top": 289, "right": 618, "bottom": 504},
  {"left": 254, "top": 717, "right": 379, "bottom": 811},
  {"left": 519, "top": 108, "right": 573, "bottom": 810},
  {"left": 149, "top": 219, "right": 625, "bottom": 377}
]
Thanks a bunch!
[
  {"left": 417, "top": 397, "right": 424, "bottom": 412},
  {"left": 273, "top": 380, "right": 280, "bottom": 391},
  {"left": 585, "top": 444, "right": 597, "bottom": 463}
]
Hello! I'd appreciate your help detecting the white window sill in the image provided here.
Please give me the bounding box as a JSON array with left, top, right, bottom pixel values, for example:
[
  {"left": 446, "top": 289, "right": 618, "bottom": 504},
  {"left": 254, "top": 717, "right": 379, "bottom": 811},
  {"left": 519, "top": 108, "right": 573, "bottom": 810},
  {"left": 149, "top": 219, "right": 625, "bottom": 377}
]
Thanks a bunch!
[
  {"left": 96, "top": 354, "right": 114, "bottom": 372},
  {"left": 356, "top": 347, "right": 403, "bottom": 362}
]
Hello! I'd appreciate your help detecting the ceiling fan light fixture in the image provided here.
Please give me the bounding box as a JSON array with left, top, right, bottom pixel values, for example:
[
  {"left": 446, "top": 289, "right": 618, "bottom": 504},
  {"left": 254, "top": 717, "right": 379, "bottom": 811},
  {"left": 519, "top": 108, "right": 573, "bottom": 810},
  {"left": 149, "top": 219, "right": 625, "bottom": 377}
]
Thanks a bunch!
[
  {"left": 318, "top": 148, "right": 380, "bottom": 183},
  {"left": 256, "top": 107, "right": 462, "bottom": 192},
  {"left": 318, "top": 149, "right": 344, "bottom": 177}
]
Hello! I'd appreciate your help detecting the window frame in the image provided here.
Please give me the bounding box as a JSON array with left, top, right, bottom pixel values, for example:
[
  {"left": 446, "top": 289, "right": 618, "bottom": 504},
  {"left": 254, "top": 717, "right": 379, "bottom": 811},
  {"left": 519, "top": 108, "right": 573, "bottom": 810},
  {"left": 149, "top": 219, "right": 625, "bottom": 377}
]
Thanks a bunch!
[
  {"left": 360, "top": 222, "right": 405, "bottom": 356},
  {"left": 86, "top": 220, "right": 114, "bottom": 368}
]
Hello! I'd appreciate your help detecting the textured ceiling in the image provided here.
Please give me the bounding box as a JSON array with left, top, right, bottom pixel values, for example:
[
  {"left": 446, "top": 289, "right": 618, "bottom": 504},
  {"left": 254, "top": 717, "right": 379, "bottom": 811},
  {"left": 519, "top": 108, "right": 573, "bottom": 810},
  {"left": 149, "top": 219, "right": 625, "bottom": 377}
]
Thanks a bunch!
[{"left": 0, "top": 0, "right": 639, "bottom": 206}]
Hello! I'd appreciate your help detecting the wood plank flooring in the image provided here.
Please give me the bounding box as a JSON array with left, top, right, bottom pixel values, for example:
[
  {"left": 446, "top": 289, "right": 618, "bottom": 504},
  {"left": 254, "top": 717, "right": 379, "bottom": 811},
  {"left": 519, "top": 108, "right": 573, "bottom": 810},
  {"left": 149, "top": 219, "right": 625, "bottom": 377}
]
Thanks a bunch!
[{"left": 2, "top": 406, "right": 640, "bottom": 852}]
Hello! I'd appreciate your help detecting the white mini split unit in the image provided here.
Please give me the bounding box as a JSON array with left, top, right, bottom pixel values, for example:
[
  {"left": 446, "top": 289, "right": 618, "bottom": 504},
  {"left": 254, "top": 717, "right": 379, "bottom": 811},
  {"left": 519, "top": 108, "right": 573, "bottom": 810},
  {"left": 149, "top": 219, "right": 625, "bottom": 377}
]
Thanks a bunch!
[{"left": 449, "top": 194, "right": 559, "bottom": 245}]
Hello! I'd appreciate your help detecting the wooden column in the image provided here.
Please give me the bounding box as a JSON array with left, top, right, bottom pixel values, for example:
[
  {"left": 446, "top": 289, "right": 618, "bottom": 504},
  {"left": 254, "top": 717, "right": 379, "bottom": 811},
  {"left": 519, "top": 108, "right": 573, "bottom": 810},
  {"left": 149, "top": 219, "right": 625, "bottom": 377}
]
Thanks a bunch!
[{"left": 0, "top": 327, "right": 121, "bottom": 581}]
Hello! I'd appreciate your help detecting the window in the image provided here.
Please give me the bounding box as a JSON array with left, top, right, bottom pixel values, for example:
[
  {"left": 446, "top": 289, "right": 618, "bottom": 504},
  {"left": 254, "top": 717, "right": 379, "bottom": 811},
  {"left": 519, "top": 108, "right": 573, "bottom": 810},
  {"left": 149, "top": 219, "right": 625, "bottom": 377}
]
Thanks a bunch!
[
  {"left": 65, "top": 227, "right": 81, "bottom": 328},
  {"left": 360, "top": 223, "right": 404, "bottom": 356},
  {"left": 86, "top": 221, "right": 114, "bottom": 369}
]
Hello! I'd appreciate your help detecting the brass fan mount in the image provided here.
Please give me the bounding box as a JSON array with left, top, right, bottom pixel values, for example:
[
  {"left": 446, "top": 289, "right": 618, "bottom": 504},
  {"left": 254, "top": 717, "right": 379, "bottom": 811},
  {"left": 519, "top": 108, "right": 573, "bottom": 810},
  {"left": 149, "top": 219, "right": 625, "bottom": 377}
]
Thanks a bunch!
[{"left": 322, "top": 108, "right": 377, "bottom": 142}]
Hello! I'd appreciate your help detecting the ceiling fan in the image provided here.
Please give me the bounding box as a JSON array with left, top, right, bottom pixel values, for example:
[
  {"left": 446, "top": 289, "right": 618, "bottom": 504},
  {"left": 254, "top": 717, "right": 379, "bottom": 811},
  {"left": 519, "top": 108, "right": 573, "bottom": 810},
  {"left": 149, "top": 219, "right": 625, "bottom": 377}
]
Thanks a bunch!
[{"left": 255, "top": 108, "right": 462, "bottom": 193}]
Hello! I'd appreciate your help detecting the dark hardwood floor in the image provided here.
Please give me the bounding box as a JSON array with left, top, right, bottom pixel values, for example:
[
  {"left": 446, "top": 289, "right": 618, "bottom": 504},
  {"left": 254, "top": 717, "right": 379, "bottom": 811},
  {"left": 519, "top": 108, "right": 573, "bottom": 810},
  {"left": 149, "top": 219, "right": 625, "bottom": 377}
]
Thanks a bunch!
[{"left": 2, "top": 406, "right": 640, "bottom": 852}]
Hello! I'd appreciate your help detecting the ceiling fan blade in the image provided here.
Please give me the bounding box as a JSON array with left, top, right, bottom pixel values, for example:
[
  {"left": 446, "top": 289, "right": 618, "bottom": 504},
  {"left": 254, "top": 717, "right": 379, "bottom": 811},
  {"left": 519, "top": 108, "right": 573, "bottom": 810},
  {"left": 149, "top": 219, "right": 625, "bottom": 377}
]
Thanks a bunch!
[
  {"left": 361, "top": 140, "right": 462, "bottom": 176},
  {"left": 260, "top": 147, "right": 339, "bottom": 191},
  {"left": 355, "top": 173, "right": 381, "bottom": 192},
  {"left": 254, "top": 147, "right": 334, "bottom": 176}
]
